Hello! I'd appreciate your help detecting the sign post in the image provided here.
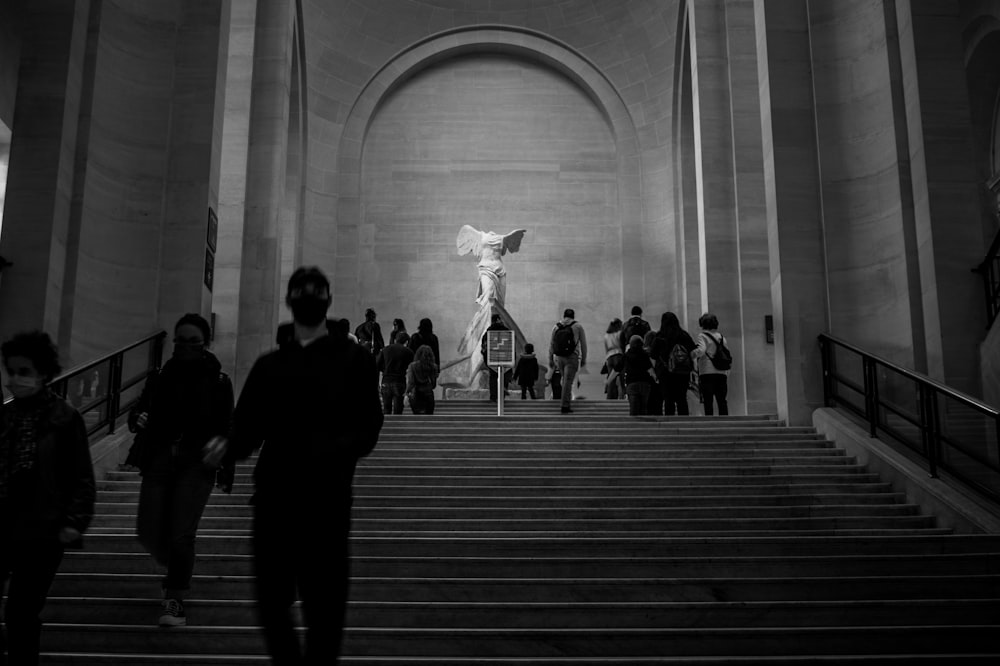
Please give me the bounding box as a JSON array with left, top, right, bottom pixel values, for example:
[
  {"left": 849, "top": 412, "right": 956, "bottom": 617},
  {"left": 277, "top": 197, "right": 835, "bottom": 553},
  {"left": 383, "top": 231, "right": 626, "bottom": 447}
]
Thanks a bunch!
[{"left": 486, "top": 329, "right": 516, "bottom": 416}]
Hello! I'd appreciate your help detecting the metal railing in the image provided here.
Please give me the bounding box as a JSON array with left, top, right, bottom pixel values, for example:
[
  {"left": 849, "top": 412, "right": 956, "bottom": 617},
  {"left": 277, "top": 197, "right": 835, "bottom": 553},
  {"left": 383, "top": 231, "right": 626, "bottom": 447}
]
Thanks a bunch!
[
  {"left": 3, "top": 331, "right": 167, "bottom": 440},
  {"left": 974, "top": 223, "right": 1000, "bottom": 329},
  {"left": 819, "top": 333, "right": 1000, "bottom": 504}
]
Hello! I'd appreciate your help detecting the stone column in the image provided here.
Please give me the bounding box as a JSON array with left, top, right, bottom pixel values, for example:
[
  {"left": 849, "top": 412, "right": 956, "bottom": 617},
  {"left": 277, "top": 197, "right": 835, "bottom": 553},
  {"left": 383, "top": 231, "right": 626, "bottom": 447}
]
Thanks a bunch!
[
  {"left": 212, "top": 0, "right": 257, "bottom": 378},
  {"left": 900, "top": 1, "right": 987, "bottom": 395},
  {"left": 234, "top": 0, "right": 295, "bottom": 387},
  {"left": 688, "top": 0, "right": 746, "bottom": 413},
  {"left": 754, "top": 0, "right": 829, "bottom": 425},
  {"left": 0, "top": 1, "right": 90, "bottom": 344},
  {"left": 725, "top": 0, "right": 776, "bottom": 415}
]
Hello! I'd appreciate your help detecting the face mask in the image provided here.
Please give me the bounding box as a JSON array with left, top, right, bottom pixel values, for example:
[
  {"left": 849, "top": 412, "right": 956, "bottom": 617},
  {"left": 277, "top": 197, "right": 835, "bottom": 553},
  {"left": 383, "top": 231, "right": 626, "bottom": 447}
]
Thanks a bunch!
[
  {"left": 172, "top": 343, "right": 204, "bottom": 362},
  {"left": 6, "top": 375, "right": 42, "bottom": 398},
  {"left": 290, "top": 295, "right": 329, "bottom": 327}
]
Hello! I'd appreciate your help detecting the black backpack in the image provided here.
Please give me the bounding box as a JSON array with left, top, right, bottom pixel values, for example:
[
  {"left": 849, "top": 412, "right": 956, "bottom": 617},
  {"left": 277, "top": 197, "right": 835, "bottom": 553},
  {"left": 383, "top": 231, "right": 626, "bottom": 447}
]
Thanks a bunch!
[
  {"left": 706, "top": 333, "right": 733, "bottom": 371},
  {"left": 667, "top": 343, "right": 693, "bottom": 373},
  {"left": 552, "top": 322, "right": 577, "bottom": 357},
  {"left": 621, "top": 317, "right": 651, "bottom": 348}
]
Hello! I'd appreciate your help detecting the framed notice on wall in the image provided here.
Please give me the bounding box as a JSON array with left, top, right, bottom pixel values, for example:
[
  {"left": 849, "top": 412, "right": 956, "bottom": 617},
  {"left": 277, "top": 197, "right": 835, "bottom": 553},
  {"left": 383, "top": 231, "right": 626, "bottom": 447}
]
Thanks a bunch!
[
  {"left": 204, "top": 248, "right": 215, "bottom": 292},
  {"left": 206, "top": 207, "right": 218, "bottom": 253},
  {"left": 486, "top": 329, "right": 515, "bottom": 367}
]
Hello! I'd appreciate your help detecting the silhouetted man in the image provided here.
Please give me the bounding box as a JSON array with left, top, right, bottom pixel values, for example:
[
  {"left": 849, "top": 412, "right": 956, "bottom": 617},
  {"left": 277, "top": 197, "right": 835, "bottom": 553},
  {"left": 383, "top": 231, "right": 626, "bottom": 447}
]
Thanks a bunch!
[{"left": 221, "top": 266, "right": 383, "bottom": 664}]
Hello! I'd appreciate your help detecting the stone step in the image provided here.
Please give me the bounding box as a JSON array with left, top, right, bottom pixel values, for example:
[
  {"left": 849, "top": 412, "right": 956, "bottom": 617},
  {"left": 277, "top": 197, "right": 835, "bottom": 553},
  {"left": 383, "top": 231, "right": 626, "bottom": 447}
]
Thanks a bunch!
[
  {"left": 96, "top": 491, "right": 908, "bottom": 507},
  {"left": 372, "top": 432, "right": 828, "bottom": 442},
  {"left": 71, "top": 533, "right": 992, "bottom": 556},
  {"left": 38, "top": 624, "right": 1000, "bottom": 657},
  {"left": 365, "top": 441, "right": 840, "bottom": 452},
  {"left": 362, "top": 447, "right": 846, "bottom": 459},
  {"left": 49, "top": 572, "right": 1000, "bottom": 602},
  {"left": 41, "top": 597, "right": 1000, "bottom": 629},
  {"left": 58, "top": 551, "right": 999, "bottom": 578},
  {"left": 101, "top": 473, "right": 890, "bottom": 490},
  {"left": 86, "top": 513, "right": 939, "bottom": 533},
  {"left": 98, "top": 481, "right": 902, "bottom": 497},
  {"left": 37, "top": 653, "right": 1000, "bottom": 665},
  {"left": 356, "top": 455, "right": 857, "bottom": 468},
  {"left": 93, "top": 502, "right": 922, "bottom": 520}
]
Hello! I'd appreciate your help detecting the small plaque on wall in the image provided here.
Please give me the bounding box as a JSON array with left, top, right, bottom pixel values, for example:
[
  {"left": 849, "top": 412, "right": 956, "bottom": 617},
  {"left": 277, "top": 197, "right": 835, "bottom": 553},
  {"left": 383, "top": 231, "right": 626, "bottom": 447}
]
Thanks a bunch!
[
  {"left": 204, "top": 248, "right": 215, "bottom": 292},
  {"left": 207, "top": 207, "right": 218, "bottom": 253}
]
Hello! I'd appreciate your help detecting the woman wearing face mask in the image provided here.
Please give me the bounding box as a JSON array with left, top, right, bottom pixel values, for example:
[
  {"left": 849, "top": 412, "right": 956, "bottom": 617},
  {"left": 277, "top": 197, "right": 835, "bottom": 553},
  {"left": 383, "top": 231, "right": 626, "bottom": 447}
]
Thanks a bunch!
[
  {"left": 1, "top": 330, "right": 95, "bottom": 665},
  {"left": 128, "top": 313, "right": 233, "bottom": 627}
]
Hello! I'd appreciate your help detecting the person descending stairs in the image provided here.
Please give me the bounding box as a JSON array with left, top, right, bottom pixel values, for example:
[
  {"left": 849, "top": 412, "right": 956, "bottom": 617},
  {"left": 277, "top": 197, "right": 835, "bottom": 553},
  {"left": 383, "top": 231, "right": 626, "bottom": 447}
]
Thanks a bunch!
[{"left": 41, "top": 400, "right": 1000, "bottom": 663}]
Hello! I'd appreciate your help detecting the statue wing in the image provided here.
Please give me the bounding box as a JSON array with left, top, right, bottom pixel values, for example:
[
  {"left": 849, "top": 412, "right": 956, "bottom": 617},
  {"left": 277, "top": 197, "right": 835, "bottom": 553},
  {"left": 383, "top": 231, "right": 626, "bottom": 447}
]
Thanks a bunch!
[
  {"left": 456, "top": 225, "right": 482, "bottom": 256},
  {"left": 501, "top": 229, "right": 527, "bottom": 255}
]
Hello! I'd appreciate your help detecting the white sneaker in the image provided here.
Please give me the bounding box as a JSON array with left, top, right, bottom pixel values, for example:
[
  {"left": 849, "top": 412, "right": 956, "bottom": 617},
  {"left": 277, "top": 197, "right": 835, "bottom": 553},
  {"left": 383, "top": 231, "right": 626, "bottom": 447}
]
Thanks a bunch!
[{"left": 158, "top": 598, "right": 187, "bottom": 627}]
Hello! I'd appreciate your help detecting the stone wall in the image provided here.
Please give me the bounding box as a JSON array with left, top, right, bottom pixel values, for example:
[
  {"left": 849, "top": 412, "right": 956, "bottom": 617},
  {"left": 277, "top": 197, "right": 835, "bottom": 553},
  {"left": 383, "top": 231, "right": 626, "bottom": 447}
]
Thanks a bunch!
[
  {"left": 0, "top": 0, "right": 22, "bottom": 128},
  {"left": 357, "top": 53, "right": 620, "bottom": 371}
]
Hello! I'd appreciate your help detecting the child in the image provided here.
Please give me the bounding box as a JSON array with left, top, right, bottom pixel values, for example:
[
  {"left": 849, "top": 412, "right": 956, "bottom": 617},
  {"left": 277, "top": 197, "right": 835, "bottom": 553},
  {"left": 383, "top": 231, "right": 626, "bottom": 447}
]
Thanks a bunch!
[
  {"left": 548, "top": 365, "right": 562, "bottom": 400},
  {"left": 623, "top": 334, "right": 656, "bottom": 416},
  {"left": 512, "top": 343, "right": 540, "bottom": 399}
]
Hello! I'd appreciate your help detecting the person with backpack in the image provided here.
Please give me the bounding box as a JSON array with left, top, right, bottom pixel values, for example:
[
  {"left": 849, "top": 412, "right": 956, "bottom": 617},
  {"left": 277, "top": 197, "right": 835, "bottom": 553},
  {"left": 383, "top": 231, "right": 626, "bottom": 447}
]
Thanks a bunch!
[
  {"left": 354, "top": 308, "right": 385, "bottom": 356},
  {"left": 548, "top": 308, "right": 587, "bottom": 414},
  {"left": 619, "top": 306, "right": 651, "bottom": 351},
  {"left": 650, "top": 312, "right": 696, "bottom": 416},
  {"left": 693, "top": 312, "right": 731, "bottom": 416}
]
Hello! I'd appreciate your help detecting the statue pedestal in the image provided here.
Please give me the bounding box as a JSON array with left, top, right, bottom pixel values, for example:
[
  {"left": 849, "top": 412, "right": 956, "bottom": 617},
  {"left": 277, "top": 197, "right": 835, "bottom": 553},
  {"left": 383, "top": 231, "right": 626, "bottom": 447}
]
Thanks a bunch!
[
  {"left": 443, "top": 387, "right": 491, "bottom": 400},
  {"left": 438, "top": 299, "right": 528, "bottom": 392}
]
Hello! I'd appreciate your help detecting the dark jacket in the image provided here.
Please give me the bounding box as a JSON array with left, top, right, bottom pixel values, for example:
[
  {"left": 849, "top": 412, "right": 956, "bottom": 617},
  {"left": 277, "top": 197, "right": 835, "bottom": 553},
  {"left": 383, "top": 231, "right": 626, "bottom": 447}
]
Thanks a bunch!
[
  {"left": 355, "top": 320, "right": 385, "bottom": 355},
  {"left": 408, "top": 331, "right": 440, "bottom": 367},
  {"left": 377, "top": 343, "right": 415, "bottom": 383},
  {"left": 227, "top": 335, "right": 383, "bottom": 505},
  {"left": 512, "top": 353, "right": 539, "bottom": 387},
  {"left": 0, "top": 390, "right": 95, "bottom": 543},
  {"left": 128, "top": 351, "right": 233, "bottom": 474},
  {"left": 623, "top": 347, "right": 654, "bottom": 385},
  {"left": 619, "top": 316, "right": 651, "bottom": 350}
]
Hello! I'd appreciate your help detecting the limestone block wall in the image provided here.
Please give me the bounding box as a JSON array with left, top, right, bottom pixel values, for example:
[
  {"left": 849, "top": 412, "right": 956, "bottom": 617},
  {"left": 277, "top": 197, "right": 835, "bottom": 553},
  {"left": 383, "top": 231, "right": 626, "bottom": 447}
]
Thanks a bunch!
[
  {"left": 72, "top": 0, "right": 227, "bottom": 363},
  {"left": 298, "top": 0, "right": 685, "bottom": 339},
  {"left": 0, "top": 1, "right": 21, "bottom": 127},
  {"left": 809, "top": 0, "right": 923, "bottom": 370},
  {"left": 983, "top": 322, "right": 1000, "bottom": 410},
  {"left": 0, "top": 0, "right": 227, "bottom": 369},
  {"left": 358, "top": 53, "right": 620, "bottom": 368}
]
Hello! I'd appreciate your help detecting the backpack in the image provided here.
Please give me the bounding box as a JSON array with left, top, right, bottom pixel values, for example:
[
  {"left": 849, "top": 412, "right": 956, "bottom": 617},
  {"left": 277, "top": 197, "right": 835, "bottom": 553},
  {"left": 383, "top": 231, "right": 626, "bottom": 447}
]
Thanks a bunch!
[
  {"left": 621, "top": 317, "right": 651, "bottom": 348},
  {"left": 706, "top": 333, "right": 733, "bottom": 371},
  {"left": 667, "top": 343, "right": 693, "bottom": 374},
  {"left": 552, "top": 322, "right": 577, "bottom": 357}
]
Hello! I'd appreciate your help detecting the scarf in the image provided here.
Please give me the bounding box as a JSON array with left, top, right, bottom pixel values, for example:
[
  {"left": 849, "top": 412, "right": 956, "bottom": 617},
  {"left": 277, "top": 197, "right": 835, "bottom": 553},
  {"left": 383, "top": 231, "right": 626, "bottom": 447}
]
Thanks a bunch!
[{"left": 0, "top": 390, "right": 49, "bottom": 499}]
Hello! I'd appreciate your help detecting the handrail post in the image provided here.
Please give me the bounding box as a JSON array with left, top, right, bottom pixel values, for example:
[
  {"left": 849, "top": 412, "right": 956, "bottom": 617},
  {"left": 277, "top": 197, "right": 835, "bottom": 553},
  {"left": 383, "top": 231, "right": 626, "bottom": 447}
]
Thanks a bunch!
[
  {"left": 862, "top": 357, "right": 878, "bottom": 438},
  {"left": 820, "top": 337, "right": 833, "bottom": 407},
  {"left": 927, "top": 389, "right": 940, "bottom": 479},
  {"left": 107, "top": 353, "right": 122, "bottom": 435}
]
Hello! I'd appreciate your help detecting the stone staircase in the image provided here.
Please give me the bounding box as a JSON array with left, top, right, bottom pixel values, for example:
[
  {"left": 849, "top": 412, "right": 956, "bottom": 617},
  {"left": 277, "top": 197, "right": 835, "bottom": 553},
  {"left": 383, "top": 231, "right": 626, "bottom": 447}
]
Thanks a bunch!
[{"left": 38, "top": 400, "right": 1000, "bottom": 664}]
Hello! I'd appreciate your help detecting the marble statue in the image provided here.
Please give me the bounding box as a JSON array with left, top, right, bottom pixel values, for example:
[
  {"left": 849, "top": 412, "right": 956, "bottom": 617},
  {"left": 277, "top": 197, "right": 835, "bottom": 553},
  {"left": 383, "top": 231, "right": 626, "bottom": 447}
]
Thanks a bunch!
[{"left": 456, "top": 225, "right": 527, "bottom": 308}]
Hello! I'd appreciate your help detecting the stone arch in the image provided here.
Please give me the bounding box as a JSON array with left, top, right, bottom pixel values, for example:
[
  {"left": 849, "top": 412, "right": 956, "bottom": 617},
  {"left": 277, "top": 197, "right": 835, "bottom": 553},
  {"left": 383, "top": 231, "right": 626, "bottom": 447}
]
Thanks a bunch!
[{"left": 333, "top": 26, "right": 644, "bottom": 314}]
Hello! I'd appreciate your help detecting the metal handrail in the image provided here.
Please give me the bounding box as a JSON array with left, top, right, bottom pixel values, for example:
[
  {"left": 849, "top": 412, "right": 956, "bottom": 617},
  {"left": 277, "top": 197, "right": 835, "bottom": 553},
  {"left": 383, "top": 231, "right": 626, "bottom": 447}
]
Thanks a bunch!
[
  {"left": 2, "top": 330, "right": 167, "bottom": 440},
  {"left": 973, "top": 222, "right": 1000, "bottom": 328},
  {"left": 819, "top": 333, "right": 1000, "bottom": 504}
]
